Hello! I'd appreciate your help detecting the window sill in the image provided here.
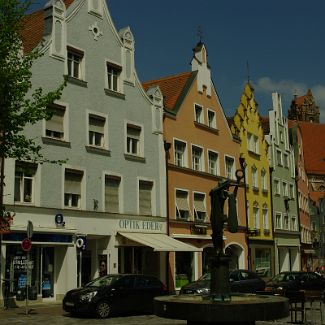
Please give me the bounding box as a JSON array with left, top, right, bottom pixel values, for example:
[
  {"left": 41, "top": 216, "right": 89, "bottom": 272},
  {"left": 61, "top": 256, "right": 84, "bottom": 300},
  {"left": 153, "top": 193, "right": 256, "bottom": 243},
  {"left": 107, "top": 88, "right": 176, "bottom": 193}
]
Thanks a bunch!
[
  {"left": 14, "top": 202, "right": 34, "bottom": 206},
  {"left": 104, "top": 88, "right": 126, "bottom": 100},
  {"left": 248, "top": 150, "right": 260, "bottom": 157},
  {"left": 66, "top": 75, "right": 88, "bottom": 87},
  {"left": 42, "top": 137, "right": 71, "bottom": 148},
  {"left": 85, "top": 145, "right": 111, "bottom": 156},
  {"left": 194, "top": 121, "right": 219, "bottom": 135},
  {"left": 124, "top": 154, "right": 146, "bottom": 163},
  {"left": 262, "top": 189, "right": 268, "bottom": 194}
]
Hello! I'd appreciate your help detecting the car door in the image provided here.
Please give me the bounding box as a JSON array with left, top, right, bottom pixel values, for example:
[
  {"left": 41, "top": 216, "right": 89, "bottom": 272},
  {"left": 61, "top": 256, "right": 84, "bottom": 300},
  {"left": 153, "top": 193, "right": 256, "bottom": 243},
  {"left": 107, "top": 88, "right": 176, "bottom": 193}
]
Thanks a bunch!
[{"left": 109, "top": 275, "right": 136, "bottom": 313}]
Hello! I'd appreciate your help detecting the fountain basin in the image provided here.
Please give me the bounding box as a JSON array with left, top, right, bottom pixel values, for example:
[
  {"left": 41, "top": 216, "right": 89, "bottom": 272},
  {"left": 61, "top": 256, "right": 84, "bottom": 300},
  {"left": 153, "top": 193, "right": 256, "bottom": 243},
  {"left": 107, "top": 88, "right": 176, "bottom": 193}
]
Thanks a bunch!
[{"left": 154, "top": 293, "right": 289, "bottom": 324}]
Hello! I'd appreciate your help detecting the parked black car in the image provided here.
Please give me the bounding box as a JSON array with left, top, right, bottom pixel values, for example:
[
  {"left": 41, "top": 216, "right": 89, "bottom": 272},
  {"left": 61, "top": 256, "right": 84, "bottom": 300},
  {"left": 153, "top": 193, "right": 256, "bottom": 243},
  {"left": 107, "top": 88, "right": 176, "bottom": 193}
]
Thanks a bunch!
[
  {"left": 265, "top": 271, "right": 325, "bottom": 296},
  {"left": 179, "top": 269, "right": 265, "bottom": 295},
  {"left": 62, "top": 274, "right": 168, "bottom": 318}
]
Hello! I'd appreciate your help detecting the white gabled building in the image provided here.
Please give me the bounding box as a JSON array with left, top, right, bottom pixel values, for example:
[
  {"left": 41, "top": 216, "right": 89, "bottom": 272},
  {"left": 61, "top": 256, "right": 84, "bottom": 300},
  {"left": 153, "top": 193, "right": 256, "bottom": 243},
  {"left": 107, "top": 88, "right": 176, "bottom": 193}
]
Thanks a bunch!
[{"left": 1, "top": 0, "right": 196, "bottom": 303}]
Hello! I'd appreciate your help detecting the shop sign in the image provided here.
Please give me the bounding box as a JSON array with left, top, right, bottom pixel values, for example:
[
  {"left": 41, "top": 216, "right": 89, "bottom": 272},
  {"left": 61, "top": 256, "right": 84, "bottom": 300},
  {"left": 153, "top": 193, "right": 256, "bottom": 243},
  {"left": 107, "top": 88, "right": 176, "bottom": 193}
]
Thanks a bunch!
[
  {"left": 13, "top": 255, "right": 34, "bottom": 271},
  {"left": 119, "top": 219, "right": 163, "bottom": 232}
]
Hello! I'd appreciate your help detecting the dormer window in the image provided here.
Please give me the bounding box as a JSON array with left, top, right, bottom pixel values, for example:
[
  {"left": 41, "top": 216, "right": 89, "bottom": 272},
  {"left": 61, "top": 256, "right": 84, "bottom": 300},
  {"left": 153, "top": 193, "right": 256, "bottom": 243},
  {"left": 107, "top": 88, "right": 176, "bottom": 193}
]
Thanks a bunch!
[{"left": 194, "top": 104, "right": 203, "bottom": 123}]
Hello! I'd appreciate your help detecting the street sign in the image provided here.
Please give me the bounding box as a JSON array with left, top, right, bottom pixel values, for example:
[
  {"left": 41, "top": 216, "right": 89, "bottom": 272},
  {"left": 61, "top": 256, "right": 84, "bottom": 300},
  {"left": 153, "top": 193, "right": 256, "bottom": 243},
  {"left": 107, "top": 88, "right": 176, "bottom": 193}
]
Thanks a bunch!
[
  {"left": 21, "top": 238, "right": 32, "bottom": 252},
  {"left": 27, "top": 220, "right": 33, "bottom": 239}
]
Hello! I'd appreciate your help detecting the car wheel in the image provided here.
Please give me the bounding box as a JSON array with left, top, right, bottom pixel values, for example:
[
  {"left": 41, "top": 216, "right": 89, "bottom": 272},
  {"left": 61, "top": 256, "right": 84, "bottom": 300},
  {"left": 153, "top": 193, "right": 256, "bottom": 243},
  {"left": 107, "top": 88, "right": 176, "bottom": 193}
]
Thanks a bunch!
[{"left": 95, "top": 301, "right": 112, "bottom": 319}]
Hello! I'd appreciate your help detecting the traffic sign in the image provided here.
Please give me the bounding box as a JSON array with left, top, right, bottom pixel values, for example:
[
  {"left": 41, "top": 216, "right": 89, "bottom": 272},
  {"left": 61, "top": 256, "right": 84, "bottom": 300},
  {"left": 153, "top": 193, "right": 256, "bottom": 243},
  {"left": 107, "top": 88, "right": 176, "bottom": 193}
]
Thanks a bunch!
[
  {"left": 21, "top": 238, "right": 32, "bottom": 252},
  {"left": 27, "top": 220, "right": 33, "bottom": 239}
]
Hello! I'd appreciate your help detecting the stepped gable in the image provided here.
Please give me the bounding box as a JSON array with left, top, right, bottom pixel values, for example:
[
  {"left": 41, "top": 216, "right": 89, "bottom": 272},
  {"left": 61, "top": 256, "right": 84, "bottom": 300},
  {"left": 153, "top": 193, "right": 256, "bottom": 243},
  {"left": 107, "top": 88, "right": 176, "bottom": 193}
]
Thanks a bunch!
[
  {"left": 142, "top": 71, "right": 194, "bottom": 111},
  {"left": 20, "top": 0, "right": 74, "bottom": 53}
]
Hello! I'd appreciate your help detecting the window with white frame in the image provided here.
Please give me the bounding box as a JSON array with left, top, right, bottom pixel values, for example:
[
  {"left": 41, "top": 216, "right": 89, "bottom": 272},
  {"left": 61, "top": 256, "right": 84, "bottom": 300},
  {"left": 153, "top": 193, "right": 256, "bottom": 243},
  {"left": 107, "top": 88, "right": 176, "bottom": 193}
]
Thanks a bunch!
[
  {"left": 105, "top": 175, "right": 120, "bottom": 213},
  {"left": 67, "top": 47, "right": 84, "bottom": 79},
  {"left": 46, "top": 104, "right": 65, "bottom": 140},
  {"left": 207, "top": 110, "right": 216, "bottom": 128},
  {"left": 261, "top": 169, "right": 267, "bottom": 191},
  {"left": 139, "top": 180, "right": 153, "bottom": 215},
  {"left": 89, "top": 114, "right": 106, "bottom": 147},
  {"left": 276, "top": 149, "right": 282, "bottom": 166},
  {"left": 14, "top": 161, "right": 37, "bottom": 203},
  {"left": 126, "top": 124, "right": 141, "bottom": 156},
  {"left": 64, "top": 169, "right": 83, "bottom": 208},
  {"left": 274, "top": 179, "right": 280, "bottom": 195},
  {"left": 248, "top": 132, "right": 259, "bottom": 154},
  {"left": 289, "top": 184, "right": 295, "bottom": 199},
  {"left": 107, "top": 62, "right": 122, "bottom": 92},
  {"left": 193, "top": 193, "right": 206, "bottom": 221},
  {"left": 194, "top": 104, "right": 203, "bottom": 123},
  {"left": 252, "top": 166, "right": 258, "bottom": 189},
  {"left": 283, "top": 214, "right": 289, "bottom": 230},
  {"left": 175, "top": 189, "right": 190, "bottom": 220},
  {"left": 275, "top": 213, "right": 282, "bottom": 229},
  {"left": 262, "top": 206, "right": 269, "bottom": 231},
  {"left": 291, "top": 216, "right": 297, "bottom": 231},
  {"left": 225, "top": 156, "right": 235, "bottom": 179},
  {"left": 283, "top": 182, "right": 288, "bottom": 197},
  {"left": 174, "top": 140, "right": 186, "bottom": 167},
  {"left": 253, "top": 206, "right": 259, "bottom": 229},
  {"left": 192, "top": 145, "right": 203, "bottom": 171},
  {"left": 208, "top": 151, "right": 219, "bottom": 175},
  {"left": 283, "top": 153, "right": 289, "bottom": 168}
]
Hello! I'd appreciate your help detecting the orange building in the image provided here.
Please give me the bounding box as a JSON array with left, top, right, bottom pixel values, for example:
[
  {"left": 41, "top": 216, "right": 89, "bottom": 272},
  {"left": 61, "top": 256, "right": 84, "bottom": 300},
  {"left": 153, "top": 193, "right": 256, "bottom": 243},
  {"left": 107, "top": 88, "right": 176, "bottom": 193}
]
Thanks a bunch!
[{"left": 143, "top": 42, "right": 248, "bottom": 290}]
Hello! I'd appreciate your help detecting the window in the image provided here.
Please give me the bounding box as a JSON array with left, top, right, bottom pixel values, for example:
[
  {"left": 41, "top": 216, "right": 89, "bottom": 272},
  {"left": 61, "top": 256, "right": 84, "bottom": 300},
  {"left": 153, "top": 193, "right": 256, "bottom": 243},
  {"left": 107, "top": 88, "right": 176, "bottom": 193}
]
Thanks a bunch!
[
  {"left": 252, "top": 166, "right": 258, "bottom": 190},
  {"left": 193, "top": 193, "right": 206, "bottom": 221},
  {"left": 208, "top": 151, "right": 219, "bottom": 175},
  {"left": 192, "top": 146, "right": 203, "bottom": 171},
  {"left": 175, "top": 190, "right": 190, "bottom": 220},
  {"left": 67, "top": 47, "right": 83, "bottom": 79},
  {"left": 276, "top": 150, "right": 282, "bottom": 166},
  {"left": 46, "top": 104, "right": 65, "bottom": 140},
  {"left": 105, "top": 175, "right": 120, "bottom": 213},
  {"left": 194, "top": 104, "right": 203, "bottom": 123},
  {"left": 283, "top": 153, "right": 289, "bottom": 168},
  {"left": 174, "top": 140, "right": 186, "bottom": 167},
  {"left": 275, "top": 213, "right": 282, "bottom": 229},
  {"left": 88, "top": 114, "right": 106, "bottom": 147},
  {"left": 126, "top": 124, "right": 141, "bottom": 156},
  {"left": 248, "top": 133, "right": 259, "bottom": 154},
  {"left": 107, "top": 62, "right": 122, "bottom": 92},
  {"left": 14, "top": 162, "right": 37, "bottom": 203},
  {"left": 253, "top": 206, "right": 259, "bottom": 229},
  {"left": 139, "top": 180, "right": 153, "bottom": 215},
  {"left": 64, "top": 169, "right": 83, "bottom": 208},
  {"left": 283, "top": 215, "right": 289, "bottom": 230},
  {"left": 207, "top": 110, "right": 216, "bottom": 128},
  {"left": 283, "top": 182, "right": 288, "bottom": 198},
  {"left": 289, "top": 184, "right": 295, "bottom": 199},
  {"left": 291, "top": 216, "right": 297, "bottom": 231},
  {"left": 262, "top": 207, "right": 269, "bottom": 230},
  {"left": 225, "top": 156, "right": 235, "bottom": 179},
  {"left": 274, "top": 179, "right": 280, "bottom": 195},
  {"left": 261, "top": 170, "right": 267, "bottom": 192}
]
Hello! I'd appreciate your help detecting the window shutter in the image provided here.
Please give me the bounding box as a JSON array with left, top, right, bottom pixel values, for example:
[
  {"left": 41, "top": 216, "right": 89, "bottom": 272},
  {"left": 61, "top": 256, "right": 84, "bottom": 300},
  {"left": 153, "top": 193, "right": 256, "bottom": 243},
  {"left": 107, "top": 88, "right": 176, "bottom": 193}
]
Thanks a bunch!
[
  {"left": 176, "top": 192, "right": 189, "bottom": 211},
  {"left": 105, "top": 176, "right": 120, "bottom": 213},
  {"left": 65, "top": 170, "right": 82, "bottom": 194},
  {"left": 139, "top": 181, "right": 152, "bottom": 215},
  {"left": 47, "top": 109, "right": 64, "bottom": 132},
  {"left": 89, "top": 115, "right": 105, "bottom": 133},
  {"left": 194, "top": 194, "right": 205, "bottom": 212}
]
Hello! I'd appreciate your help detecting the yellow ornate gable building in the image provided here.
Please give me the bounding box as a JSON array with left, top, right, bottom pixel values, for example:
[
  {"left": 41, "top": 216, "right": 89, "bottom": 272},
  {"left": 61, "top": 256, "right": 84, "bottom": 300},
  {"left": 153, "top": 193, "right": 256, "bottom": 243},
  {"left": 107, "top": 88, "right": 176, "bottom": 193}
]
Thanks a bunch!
[{"left": 230, "top": 83, "right": 274, "bottom": 277}]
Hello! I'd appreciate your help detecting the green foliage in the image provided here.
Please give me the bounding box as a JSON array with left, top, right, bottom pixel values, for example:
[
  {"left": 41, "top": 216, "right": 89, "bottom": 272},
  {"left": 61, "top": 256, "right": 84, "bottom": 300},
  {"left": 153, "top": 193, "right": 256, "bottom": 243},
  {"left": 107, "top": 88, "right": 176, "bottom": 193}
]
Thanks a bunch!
[{"left": 0, "top": 0, "right": 66, "bottom": 163}]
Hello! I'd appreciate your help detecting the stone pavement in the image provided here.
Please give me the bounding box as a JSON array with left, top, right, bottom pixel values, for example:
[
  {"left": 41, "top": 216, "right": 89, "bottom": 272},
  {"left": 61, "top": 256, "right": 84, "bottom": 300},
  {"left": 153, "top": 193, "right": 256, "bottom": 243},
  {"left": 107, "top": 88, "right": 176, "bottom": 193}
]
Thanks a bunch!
[{"left": 0, "top": 301, "right": 323, "bottom": 325}]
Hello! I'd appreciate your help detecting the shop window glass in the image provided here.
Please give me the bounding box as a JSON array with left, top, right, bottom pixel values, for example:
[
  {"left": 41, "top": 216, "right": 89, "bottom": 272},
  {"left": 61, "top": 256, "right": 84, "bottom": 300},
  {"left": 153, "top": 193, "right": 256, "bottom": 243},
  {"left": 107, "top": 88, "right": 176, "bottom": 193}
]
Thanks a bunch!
[
  {"left": 175, "top": 252, "right": 194, "bottom": 288},
  {"left": 255, "top": 248, "right": 271, "bottom": 277}
]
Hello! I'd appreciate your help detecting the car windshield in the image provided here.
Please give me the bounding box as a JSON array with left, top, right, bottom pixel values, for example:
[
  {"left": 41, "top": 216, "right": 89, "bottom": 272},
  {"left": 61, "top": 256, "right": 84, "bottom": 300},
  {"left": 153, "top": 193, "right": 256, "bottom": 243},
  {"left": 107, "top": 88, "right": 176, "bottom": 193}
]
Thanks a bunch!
[
  {"left": 271, "top": 273, "right": 301, "bottom": 282},
  {"left": 199, "top": 273, "right": 211, "bottom": 281},
  {"left": 84, "top": 275, "right": 120, "bottom": 287}
]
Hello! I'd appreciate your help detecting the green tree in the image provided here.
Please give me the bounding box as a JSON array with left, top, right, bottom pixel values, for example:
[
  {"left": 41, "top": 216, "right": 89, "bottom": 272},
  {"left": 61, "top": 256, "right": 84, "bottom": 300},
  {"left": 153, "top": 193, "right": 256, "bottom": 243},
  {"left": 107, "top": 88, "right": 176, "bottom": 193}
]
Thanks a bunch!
[{"left": 0, "top": 0, "right": 66, "bottom": 229}]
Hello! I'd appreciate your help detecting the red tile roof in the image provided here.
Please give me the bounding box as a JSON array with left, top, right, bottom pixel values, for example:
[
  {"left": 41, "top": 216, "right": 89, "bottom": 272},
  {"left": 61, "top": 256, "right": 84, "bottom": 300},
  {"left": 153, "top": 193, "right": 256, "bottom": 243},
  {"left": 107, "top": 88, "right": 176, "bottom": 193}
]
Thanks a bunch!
[
  {"left": 292, "top": 89, "right": 313, "bottom": 106},
  {"left": 20, "top": 0, "right": 74, "bottom": 53},
  {"left": 142, "top": 72, "right": 194, "bottom": 111},
  {"left": 297, "top": 121, "right": 325, "bottom": 174}
]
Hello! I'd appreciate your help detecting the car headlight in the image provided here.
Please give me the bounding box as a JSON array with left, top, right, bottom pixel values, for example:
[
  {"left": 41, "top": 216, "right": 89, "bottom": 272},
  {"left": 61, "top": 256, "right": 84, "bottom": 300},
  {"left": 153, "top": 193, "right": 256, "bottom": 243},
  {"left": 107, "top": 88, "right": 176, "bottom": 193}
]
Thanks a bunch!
[
  {"left": 196, "top": 288, "right": 210, "bottom": 294},
  {"left": 80, "top": 291, "right": 97, "bottom": 302}
]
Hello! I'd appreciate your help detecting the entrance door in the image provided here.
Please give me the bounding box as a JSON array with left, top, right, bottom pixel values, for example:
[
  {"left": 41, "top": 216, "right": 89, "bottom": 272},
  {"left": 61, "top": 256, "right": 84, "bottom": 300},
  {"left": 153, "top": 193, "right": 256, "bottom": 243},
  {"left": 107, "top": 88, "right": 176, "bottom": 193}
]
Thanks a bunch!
[{"left": 42, "top": 247, "right": 54, "bottom": 299}]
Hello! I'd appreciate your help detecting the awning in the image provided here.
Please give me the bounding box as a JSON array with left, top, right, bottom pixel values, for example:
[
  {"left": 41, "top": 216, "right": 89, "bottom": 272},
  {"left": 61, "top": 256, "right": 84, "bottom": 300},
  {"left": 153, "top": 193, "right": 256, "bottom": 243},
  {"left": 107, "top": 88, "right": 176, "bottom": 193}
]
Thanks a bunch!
[{"left": 118, "top": 232, "right": 202, "bottom": 252}]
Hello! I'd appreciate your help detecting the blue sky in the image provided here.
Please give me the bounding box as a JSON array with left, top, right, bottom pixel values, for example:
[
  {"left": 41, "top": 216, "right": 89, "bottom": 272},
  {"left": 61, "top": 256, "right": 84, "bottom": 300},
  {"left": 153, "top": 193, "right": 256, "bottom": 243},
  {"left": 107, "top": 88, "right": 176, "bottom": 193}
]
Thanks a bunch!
[{"left": 28, "top": 0, "right": 325, "bottom": 121}]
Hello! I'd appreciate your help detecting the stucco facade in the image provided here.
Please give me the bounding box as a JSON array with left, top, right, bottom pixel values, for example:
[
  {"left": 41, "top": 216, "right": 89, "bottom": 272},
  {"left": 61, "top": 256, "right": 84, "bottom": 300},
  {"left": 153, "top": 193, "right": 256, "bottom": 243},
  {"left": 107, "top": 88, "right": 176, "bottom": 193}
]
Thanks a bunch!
[
  {"left": 230, "top": 83, "right": 274, "bottom": 277},
  {"left": 1, "top": 0, "right": 170, "bottom": 303},
  {"left": 144, "top": 43, "right": 247, "bottom": 290},
  {"left": 266, "top": 93, "right": 300, "bottom": 273}
]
